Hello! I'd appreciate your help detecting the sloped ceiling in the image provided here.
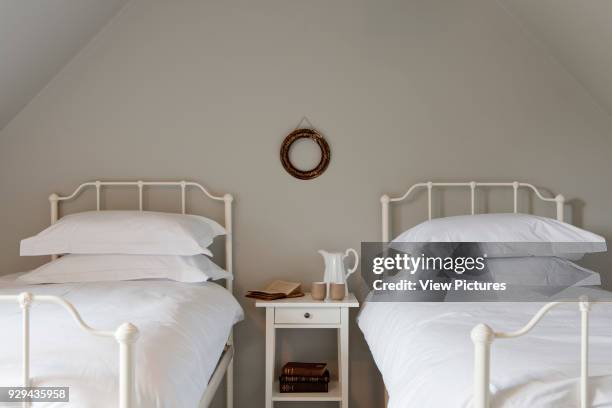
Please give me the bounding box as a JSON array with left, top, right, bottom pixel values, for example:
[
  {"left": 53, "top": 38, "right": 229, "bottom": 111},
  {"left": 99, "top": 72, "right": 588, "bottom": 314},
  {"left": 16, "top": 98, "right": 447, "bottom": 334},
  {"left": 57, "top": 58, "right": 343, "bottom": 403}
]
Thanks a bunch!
[
  {"left": 1, "top": 0, "right": 611, "bottom": 132},
  {"left": 0, "top": 0, "right": 129, "bottom": 130},
  {"left": 499, "top": 0, "right": 612, "bottom": 115}
]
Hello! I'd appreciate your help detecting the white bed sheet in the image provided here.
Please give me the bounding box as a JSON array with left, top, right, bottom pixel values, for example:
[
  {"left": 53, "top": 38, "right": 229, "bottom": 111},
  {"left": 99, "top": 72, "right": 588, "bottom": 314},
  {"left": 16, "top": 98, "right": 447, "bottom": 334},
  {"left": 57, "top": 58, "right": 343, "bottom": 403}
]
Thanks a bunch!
[
  {"left": 0, "top": 277, "right": 243, "bottom": 407},
  {"left": 358, "top": 288, "right": 612, "bottom": 408}
]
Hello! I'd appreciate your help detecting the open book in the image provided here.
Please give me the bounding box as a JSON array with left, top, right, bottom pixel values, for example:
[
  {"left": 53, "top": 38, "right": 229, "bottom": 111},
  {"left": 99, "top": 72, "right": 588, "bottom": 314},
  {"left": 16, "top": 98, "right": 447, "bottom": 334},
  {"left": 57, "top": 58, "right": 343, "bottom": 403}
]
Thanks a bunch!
[{"left": 246, "top": 280, "right": 304, "bottom": 300}]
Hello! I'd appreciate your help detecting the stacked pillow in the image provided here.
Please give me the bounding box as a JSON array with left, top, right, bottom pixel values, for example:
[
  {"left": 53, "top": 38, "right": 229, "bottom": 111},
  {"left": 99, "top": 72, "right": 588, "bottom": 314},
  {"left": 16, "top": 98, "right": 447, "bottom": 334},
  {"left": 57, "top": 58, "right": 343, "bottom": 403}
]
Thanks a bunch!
[
  {"left": 18, "top": 211, "right": 230, "bottom": 284},
  {"left": 391, "top": 213, "right": 607, "bottom": 289}
]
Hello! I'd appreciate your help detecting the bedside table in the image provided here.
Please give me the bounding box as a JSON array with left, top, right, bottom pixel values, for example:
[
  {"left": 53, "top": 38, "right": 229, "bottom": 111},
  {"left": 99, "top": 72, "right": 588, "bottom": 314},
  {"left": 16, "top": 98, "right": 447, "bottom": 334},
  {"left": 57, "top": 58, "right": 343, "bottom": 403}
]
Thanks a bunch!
[{"left": 255, "top": 293, "right": 359, "bottom": 408}]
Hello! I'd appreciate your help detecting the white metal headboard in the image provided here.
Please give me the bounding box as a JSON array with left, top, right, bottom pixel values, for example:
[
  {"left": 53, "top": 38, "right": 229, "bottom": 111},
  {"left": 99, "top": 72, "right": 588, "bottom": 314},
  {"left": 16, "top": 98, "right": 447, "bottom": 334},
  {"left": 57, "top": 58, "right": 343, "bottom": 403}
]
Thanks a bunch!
[
  {"left": 48, "top": 180, "right": 234, "bottom": 292},
  {"left": 380, "top": 181, "right": 565, "bottom": 242}
]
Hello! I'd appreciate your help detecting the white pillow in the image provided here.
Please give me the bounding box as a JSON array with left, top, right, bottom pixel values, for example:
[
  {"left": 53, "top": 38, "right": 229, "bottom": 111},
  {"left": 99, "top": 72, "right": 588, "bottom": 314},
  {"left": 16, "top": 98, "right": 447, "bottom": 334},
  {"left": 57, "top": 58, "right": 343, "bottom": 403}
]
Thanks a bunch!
[
  {"left": 18, "top": 254, "right": 231, "bottom": 284},
  {"left": 392, "top": 213, "right": 606, "bottom": 258},
  {"left": 482, "top": 257, "right": 600, "bottom": 287},
  {"left": 20, "top": 211, "right": 225, "bottom": 256}
]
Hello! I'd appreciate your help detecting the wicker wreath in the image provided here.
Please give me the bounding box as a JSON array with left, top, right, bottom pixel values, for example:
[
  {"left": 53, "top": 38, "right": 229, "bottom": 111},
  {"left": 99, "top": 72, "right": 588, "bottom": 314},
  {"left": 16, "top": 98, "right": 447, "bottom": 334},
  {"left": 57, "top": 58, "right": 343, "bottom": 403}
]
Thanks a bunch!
[{"left": 280, "top": 129, "right": 330, "bottom": 180}]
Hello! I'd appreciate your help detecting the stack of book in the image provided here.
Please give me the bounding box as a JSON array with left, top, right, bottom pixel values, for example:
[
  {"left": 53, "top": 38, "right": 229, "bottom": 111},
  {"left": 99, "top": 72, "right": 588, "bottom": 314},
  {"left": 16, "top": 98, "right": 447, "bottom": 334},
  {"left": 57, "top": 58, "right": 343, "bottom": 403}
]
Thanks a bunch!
[{"left": 279, "top": 362, "right": 330, "bottom": 393}]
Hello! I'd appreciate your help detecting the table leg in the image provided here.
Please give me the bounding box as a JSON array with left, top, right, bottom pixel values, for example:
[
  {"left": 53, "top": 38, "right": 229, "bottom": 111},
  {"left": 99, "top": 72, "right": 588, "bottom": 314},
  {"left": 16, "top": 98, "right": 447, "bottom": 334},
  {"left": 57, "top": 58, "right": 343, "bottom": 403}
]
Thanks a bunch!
[
  {"left": 339, "top": 308, "right": 349, "bottom": 407},
  {"left": 265, "top": 309, "right": 275, "bottom": 408}
]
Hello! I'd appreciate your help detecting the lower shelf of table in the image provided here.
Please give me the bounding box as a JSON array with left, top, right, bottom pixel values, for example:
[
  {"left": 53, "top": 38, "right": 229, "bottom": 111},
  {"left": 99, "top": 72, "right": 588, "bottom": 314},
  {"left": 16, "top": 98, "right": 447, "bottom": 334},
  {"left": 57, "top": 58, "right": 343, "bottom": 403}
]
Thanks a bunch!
[{"left": 272, "top": 380, "right": 341, "bottom": 402}]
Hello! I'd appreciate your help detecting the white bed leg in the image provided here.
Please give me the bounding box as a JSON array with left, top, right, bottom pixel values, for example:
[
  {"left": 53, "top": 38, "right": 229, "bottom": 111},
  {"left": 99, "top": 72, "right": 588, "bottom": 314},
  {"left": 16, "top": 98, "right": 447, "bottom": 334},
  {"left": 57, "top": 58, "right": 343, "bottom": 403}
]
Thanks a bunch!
[
  {"left": 580, "top": 298, "right": 590, "bottom": 408},
  {"left": 19, "top": 293, "right": 32, "bottom": 388},
  {"left": 226, "top": 356, "right": 233, "bottom": 408},
  {"left": 471, "top": 324, "right": 494, "bottom": 408},
  {"left": 115, "top": 323, "right": 139, "bottom": 408},
  {"left": 19, "top": 293, "right": 32, "bottom": 408}
]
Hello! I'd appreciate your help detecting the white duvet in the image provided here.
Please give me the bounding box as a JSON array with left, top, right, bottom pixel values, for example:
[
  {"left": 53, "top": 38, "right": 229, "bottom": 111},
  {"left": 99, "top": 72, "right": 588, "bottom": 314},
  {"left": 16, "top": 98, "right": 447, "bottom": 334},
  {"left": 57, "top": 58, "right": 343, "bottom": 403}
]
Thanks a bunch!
[
  {"left": 0, "top": 278, "right": 243, "bottom": 407},
  {"left": 358, "top": 288, "right": 612, "bottom": 408}
]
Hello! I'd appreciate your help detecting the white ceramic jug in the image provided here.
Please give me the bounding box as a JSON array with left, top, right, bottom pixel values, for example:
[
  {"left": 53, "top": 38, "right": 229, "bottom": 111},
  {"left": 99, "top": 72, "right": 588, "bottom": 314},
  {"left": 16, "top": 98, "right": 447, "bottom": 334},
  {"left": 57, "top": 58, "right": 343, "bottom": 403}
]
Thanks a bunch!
[{"left": 319, "top": 248, "right": 359, "bottom": 298}]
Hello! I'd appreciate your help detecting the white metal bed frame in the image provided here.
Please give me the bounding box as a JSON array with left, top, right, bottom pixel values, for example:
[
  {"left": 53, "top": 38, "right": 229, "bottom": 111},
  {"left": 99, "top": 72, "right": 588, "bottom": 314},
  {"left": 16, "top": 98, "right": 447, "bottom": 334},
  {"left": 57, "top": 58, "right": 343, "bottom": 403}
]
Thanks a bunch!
[
  {"left": 0, "top": 180, "right": 235, "bottom": 408},
  {"left": 381, "top": 181, "right": 606, "bottom": 408},
  {"left": 380, "top": 181, "right": 565, "bottom": 242}
]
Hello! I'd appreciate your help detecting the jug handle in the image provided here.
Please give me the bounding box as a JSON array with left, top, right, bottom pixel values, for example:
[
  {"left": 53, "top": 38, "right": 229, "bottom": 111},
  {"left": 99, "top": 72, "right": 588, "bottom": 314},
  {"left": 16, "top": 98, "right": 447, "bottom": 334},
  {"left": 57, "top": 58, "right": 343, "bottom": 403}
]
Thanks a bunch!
[{"left": 343, "top": 248, "right": 359, "bottom": 278}]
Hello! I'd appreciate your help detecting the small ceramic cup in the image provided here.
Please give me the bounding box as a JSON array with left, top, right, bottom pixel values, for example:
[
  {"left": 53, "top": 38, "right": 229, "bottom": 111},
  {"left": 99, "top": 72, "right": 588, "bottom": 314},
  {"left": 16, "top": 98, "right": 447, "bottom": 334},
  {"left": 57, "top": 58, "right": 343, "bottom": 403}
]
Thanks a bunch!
[
  {"left": 311, "top": 282, "right": 327, "bottom": 301},
  {"left": 330, "top": 283, "right": 346, "bottom": 301}
]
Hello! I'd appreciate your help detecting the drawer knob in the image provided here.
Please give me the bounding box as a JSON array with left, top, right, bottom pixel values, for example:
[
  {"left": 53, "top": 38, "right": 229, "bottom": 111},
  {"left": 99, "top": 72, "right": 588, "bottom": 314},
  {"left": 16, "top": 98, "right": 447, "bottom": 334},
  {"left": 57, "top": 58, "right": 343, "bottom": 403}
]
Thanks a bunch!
[{"left": 304, "top": 312, "right": 311, "bottom": 319}]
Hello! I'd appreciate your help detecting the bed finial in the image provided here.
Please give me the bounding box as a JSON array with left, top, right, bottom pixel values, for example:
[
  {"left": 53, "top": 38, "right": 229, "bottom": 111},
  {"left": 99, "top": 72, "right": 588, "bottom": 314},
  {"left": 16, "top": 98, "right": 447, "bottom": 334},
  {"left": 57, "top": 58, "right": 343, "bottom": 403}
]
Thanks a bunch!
[
  {"left": 381, "top": 195, "right": 390, "bottom": 242},
  {"left": 49, "top": 193, "right": 60, "bottom": 259},
  {"left": 470, "top": 182, "right": 477, "bottom": 215},
  {"left": 426, "top": 182, "right": 433, "bottom": 220},
  {"left": 138, "top": 181, "right": 144, "bottom": 211},
  {"left": 18, "top": 292, "right": 33, "bottom": 309},
  {"left": 49, "top": 193, "right": 59, "bottom": 224},
  {"left": 471, "top": 323, "right": 494, "bottom": 343},
  {"left": 95, "top": 181, "right": 102, "bottom": 211},
  {"left": 555, "top": 194, "right": 565, "bottom": 222},
  {"left": 512, "top": 182, "right": 519, "bottom": 213},
  {"left": 114, "top": 322, "right": 140, "bottom": 343}
]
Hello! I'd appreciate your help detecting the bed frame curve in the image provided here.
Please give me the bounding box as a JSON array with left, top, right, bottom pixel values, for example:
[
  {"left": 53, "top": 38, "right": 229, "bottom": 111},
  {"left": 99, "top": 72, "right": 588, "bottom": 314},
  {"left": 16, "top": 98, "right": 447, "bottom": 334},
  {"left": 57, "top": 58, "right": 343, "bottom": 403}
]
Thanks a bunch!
[
  {"left": 3, "top": 180, "right": 235, "bottom": 408},
  {"left": 0, "top": 292, "right": 139, "bottom": 408},
  {"left": 470, "top": 297, "right": 611, "bottom": 408},
  {"left": 380, "top": 181, "right": 604, "bottom": 408}
]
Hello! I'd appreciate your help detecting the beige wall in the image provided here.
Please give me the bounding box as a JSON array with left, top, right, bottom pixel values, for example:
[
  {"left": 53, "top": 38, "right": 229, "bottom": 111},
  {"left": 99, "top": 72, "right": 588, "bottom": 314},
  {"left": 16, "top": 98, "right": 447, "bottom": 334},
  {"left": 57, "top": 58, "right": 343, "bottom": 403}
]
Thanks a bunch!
[{"left": 1, "top": 0, "right": 611, "bottom": 406}]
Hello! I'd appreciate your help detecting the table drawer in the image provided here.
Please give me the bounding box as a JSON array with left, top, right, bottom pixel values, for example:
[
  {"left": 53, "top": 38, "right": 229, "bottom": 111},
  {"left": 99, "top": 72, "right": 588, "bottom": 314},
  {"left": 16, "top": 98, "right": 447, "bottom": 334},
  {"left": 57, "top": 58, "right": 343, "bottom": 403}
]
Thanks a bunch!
[{"left": 275, "top": 308, "right": 340, "bottom": 324}]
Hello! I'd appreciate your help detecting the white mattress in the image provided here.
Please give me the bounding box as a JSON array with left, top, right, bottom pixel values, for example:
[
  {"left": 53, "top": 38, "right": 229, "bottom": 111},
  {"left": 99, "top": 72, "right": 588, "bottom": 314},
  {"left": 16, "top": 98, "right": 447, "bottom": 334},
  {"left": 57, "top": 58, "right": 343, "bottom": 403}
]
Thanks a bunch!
[
  {"left": 0, "top": 277, "right": 243, "bottom": 407},
  {"left": 358, "top": 288, "right": 612, "bottom": 408}
]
